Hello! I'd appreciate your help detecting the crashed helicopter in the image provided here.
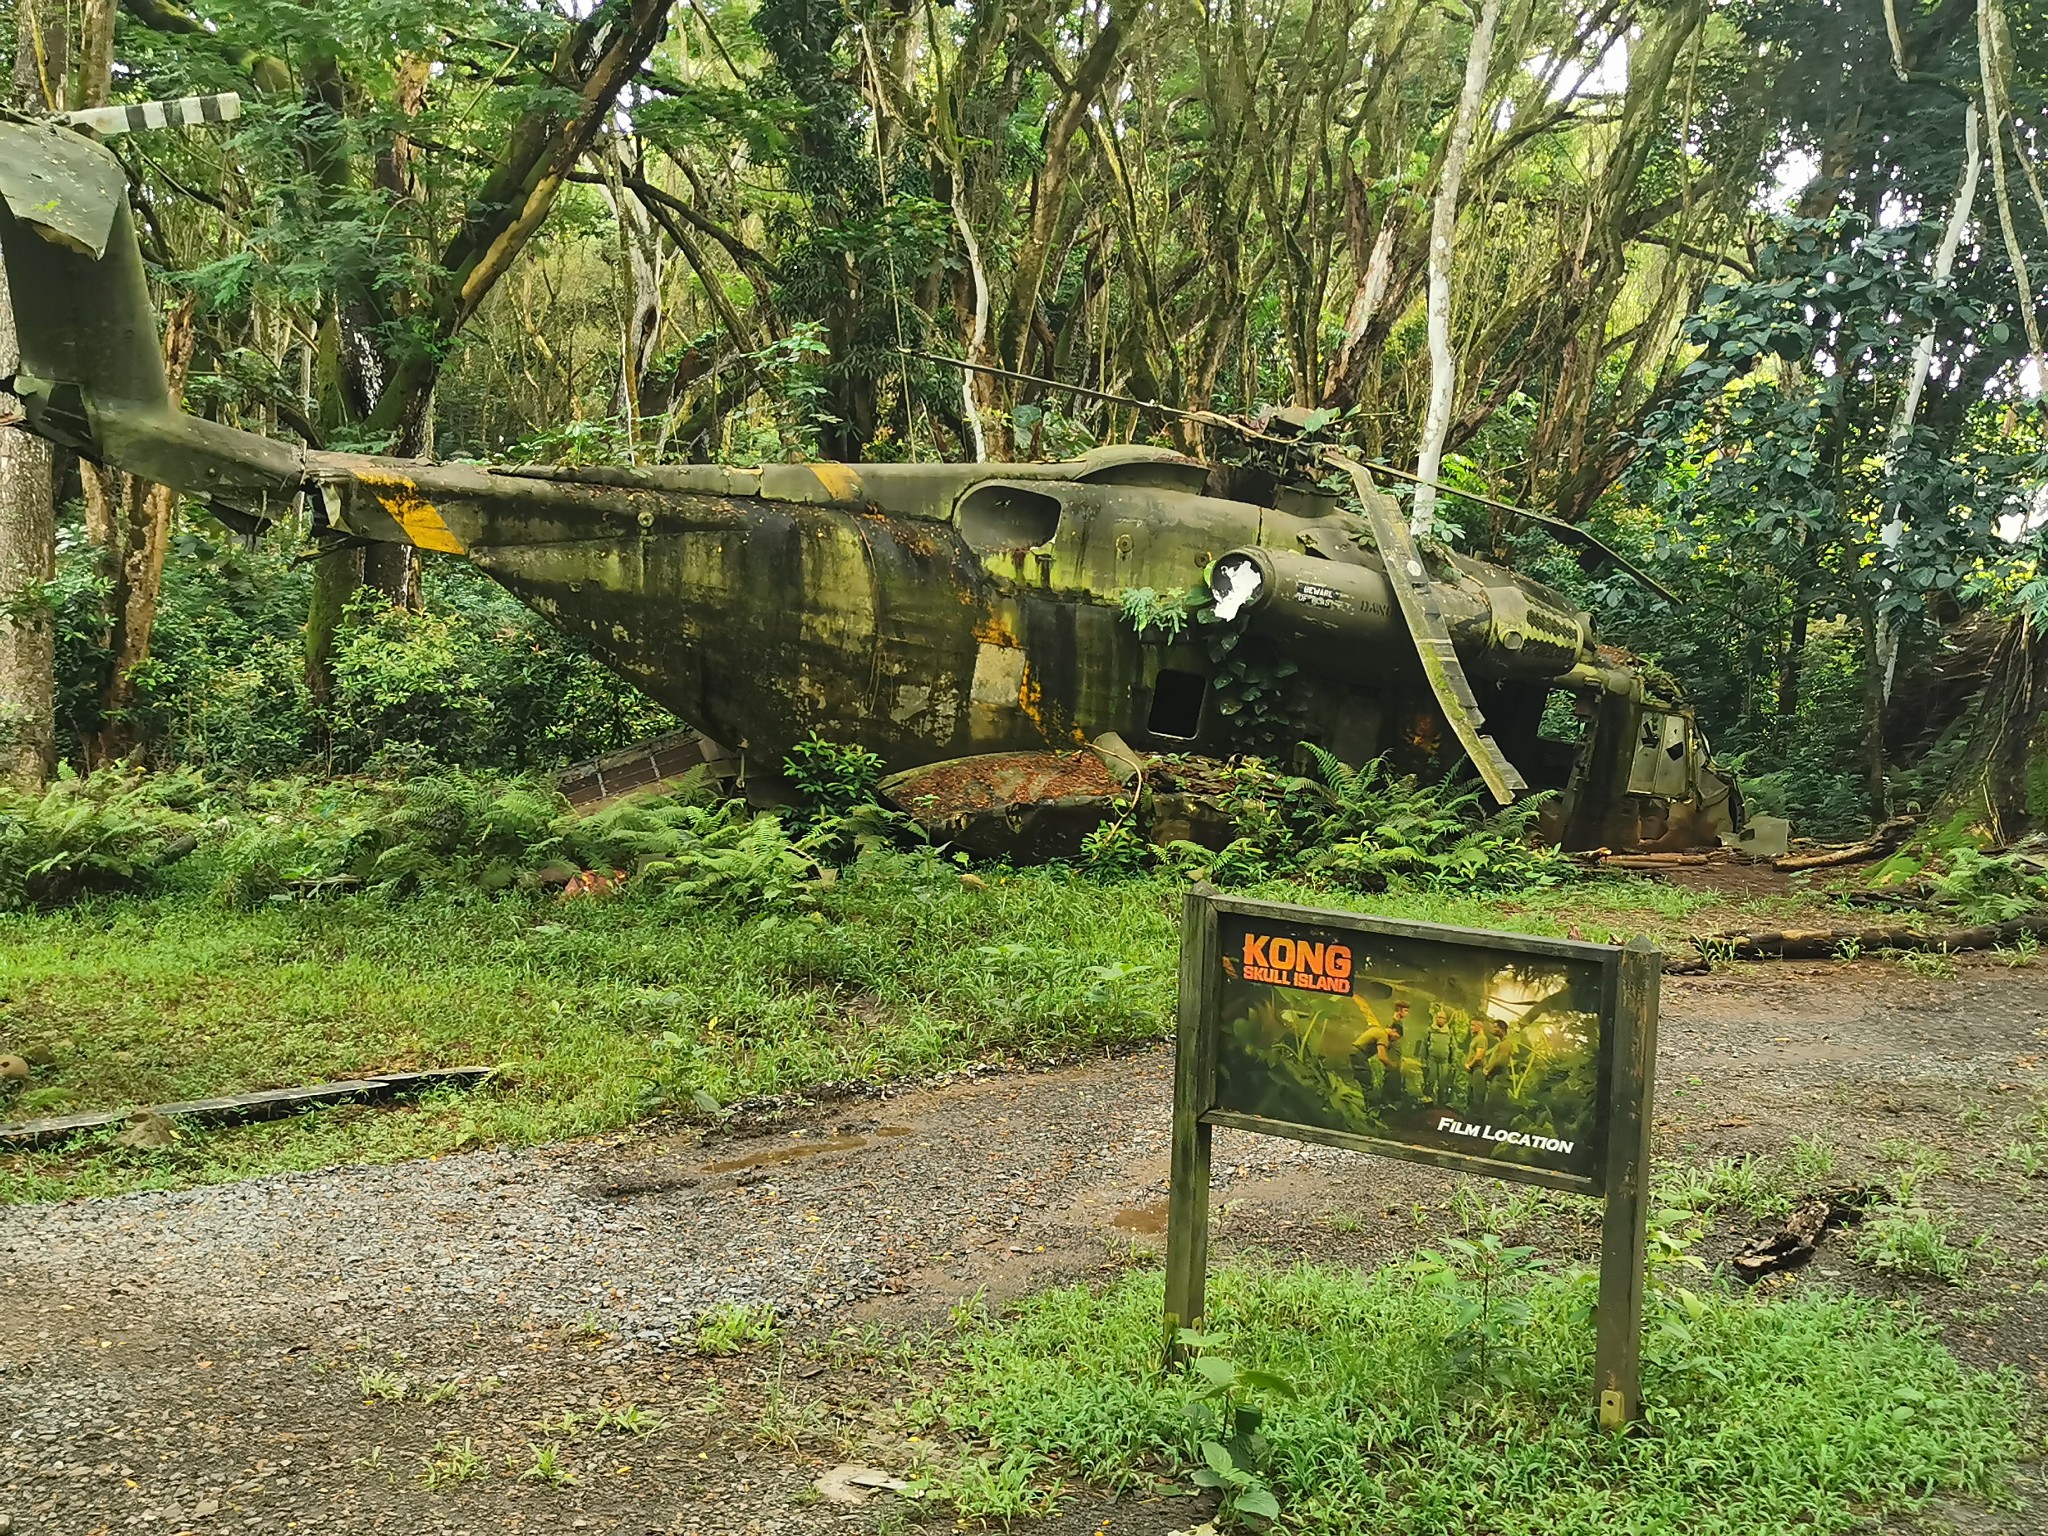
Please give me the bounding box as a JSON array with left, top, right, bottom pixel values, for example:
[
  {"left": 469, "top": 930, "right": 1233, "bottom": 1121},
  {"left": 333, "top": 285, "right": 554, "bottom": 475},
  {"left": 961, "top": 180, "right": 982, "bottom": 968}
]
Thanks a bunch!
[{"left": 0, "top": 105, "right": 1739, "bottom": 855}]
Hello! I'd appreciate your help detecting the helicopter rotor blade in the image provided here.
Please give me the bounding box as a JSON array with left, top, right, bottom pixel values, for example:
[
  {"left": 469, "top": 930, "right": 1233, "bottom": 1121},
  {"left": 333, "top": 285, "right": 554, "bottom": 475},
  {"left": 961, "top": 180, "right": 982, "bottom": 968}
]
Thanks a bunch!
[
  {"left": 1327, "top": 453, "right": 1528, "bottom": 806},
  {"left": 51, "top": 93, "right": 242, "bottom": 139}
]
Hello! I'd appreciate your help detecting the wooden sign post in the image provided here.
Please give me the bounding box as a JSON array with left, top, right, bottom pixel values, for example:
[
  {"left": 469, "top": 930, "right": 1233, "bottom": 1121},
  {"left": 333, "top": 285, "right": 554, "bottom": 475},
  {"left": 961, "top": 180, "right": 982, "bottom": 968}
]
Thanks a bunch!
[{"left": 1164, "top": 890, "right": 1659, "bottom": 1431}]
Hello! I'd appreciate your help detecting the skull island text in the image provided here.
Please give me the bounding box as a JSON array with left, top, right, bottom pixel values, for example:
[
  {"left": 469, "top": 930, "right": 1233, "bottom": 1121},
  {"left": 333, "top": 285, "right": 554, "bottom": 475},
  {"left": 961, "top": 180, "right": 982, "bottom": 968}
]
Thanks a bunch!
[{"left": 1237, "top": 933, "right": 1354, "bottom": 994}]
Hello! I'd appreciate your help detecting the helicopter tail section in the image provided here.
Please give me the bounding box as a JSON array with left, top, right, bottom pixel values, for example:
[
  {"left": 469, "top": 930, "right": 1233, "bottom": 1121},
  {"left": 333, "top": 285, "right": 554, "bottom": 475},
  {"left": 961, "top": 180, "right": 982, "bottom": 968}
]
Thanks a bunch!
[{"left": 0, "top": 114, "right": 302, "bottom": 509}]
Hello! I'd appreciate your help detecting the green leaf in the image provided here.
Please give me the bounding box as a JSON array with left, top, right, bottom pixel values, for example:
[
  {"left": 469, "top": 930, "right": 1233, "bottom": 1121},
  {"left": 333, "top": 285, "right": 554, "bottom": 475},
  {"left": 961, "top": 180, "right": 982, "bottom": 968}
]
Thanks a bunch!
[
  {"left": 1236, "top": 1368, "right": 1299, "bottom": 1399},
  {"left": 1233, "top": 1485, "right": 1282, "bottom": 1520}
]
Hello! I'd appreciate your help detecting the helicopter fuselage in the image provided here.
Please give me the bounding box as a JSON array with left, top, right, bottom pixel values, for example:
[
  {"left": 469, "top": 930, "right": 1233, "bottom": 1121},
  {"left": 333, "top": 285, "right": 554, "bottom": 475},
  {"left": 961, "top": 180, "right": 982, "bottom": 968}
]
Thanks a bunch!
[{"left": 0, "top": 109, "right": 1737, "bottom": 851}]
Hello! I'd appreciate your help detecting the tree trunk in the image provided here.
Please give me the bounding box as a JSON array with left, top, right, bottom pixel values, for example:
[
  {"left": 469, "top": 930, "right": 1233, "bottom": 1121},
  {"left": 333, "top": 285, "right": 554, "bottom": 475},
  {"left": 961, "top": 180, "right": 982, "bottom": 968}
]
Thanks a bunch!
[
  {"left": 1779, "top": 602, "right": 1809, "bottom": 730},
  {"left": 1932, "top": 615, "right": 2048, "bottom": 844},
  {"left": 600, "top": 142, "right": 663, "bottom": 457},
  {"left": 304, "top": 546, "right": 363, "bottom": 712},
  {"left": 304, "top": 314, "right": 362, "bottom": 701},
  {"left": 1858, "top": 602, "right": 1889, "bottom": 822},
  {"left": 1877, "top": 101, "right": 1981, "bottom": 698},
  {"left": 0, "top": 0, "right": 63, "bottom": 789},
  {"left": 1408, "top": 0, "right": 1504, "bottom": 539},
  {"left": 73, "top": 0, "right": 114, "bottom": 109},
  {"left": 0, "top": 376, "right": 56, "bottom": 789},
  {"left": 1977, "top": 0, "right": 2045, "bottom": 369},
  {"left": 90, "top": 300, "right": 198, "bottom": 762}
]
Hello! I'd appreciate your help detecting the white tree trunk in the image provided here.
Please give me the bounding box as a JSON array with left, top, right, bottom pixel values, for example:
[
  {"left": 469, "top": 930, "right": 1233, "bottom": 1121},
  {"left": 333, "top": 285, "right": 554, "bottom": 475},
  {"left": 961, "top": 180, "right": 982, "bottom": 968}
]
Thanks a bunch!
[
  {"left": 599, "top": 142, "right": 663, "bottom": 461},
  {"left": 1979, "top": 0, "right": 2045, "bottom": 372},
  {"left": 950, "top": 179, "right": 991, "bottom": 461},
  {"left": 1410, "top": 0, "right": 1504, "bottom": 540},
  {"left": 1878, "top": 105, "right": 1984, "bottom": 698}
]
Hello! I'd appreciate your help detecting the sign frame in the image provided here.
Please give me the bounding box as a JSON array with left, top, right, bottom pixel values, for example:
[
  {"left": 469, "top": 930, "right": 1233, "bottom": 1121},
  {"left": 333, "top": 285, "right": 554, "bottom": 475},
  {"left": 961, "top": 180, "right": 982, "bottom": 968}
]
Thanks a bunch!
[{"left": 1164, "top": 889, "right": 1660, "bottom": 1430}]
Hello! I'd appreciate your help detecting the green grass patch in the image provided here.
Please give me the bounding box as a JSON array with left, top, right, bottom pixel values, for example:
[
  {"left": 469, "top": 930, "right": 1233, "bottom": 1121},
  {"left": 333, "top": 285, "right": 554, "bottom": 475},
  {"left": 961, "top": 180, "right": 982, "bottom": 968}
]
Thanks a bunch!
[
  {"left": 1, "top": 857, "right": 1719, "bottom": 1201},
  {"left": 924, "top": 1258, "right": 2025, "bottom": 1533}
]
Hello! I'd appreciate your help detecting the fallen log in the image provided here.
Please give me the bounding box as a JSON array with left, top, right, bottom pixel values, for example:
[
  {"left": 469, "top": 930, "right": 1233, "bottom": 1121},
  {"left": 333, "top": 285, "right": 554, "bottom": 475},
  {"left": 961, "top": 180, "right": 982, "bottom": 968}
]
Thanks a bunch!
[
  {"left": 1732, "top": 1187, "right": 1880, "bottom": 1282},
  {"left": 1773, "top": 815, "right": 1917, "bottom": 872},
  {"left": 1703, "top": 914, "right": 2048, "bottom": 960},
  {"left": 1601, "top": 852, "right": 1712, "bottom": 870},
  {"left": 0, "top": 1067, "right": 494, "bottom": 1150}
]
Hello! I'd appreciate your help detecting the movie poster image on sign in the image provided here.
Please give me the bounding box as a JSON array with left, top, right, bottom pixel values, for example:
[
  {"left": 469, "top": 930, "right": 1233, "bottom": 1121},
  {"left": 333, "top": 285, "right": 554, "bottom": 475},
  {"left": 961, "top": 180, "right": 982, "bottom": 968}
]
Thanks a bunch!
[{"left": 1213, "top": 912, "right": 1606, "bottom": 1180}]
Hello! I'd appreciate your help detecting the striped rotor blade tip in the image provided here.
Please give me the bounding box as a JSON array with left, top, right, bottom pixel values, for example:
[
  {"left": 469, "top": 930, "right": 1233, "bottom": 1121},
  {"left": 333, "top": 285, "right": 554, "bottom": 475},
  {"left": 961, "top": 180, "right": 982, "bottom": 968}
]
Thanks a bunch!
[{"left": 54, "top": 92, "right": 242, "bottom": 138}]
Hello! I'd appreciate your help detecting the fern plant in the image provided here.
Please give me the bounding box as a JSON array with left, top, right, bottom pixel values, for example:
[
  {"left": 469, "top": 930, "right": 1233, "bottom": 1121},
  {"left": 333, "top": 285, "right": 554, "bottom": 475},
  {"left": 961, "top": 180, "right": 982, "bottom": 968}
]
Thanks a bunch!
[
  {"left": 0, "top": 766, "right": 204, "bottom": 909},
  {"left": 1298, "top": 744, "right": 1564, "bottom": 894},
  {"left": 1921, "top": 846, "right": 2045, "bottom": 923}
]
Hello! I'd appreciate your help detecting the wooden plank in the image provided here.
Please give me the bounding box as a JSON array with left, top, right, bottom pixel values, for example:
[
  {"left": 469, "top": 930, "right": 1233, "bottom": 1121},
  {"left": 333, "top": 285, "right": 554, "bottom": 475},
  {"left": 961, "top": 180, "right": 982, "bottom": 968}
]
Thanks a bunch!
[
  {"left": 1199, "top": 1110, "right": 1598, "bottom": 1195},
  {"left": 1593, "top": 937, "right": 1660, "bottom": 1431},
  {"left": 558, "top": 728, "right": 728, "bottom": 808},
  {"left": 1203, "top": 891, "right": 1619, "bottom": 966},
  {"left": 1163, "top": 888, "right": 1220, "bottom": 1364},
  {"left": 0, "top": 1067, "right": 494, "bottom": 1149}
]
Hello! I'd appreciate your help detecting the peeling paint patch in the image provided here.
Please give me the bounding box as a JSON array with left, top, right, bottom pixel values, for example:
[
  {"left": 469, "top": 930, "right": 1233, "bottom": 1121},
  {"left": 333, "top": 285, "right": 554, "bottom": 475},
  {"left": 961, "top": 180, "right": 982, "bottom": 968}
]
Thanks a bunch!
[
  {"left": 971, "top": 643, "right": 1028, "bottom": 708},
  {"left": 968, "top": 643, "right": 1030, "bottom": 744},
  {"left": 889, "top": 684, "right": 932, "bottom": 724},
  {"left": 1016, "top": 661, "right": 1054, "bottom": 741}
]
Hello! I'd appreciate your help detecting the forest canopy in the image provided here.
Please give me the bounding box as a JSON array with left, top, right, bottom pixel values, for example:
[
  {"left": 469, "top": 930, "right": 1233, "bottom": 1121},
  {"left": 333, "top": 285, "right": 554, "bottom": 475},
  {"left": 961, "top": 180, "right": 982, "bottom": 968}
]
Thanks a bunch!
[{"left": 0, "top": 0, "right": 2043, "bottom": 836}]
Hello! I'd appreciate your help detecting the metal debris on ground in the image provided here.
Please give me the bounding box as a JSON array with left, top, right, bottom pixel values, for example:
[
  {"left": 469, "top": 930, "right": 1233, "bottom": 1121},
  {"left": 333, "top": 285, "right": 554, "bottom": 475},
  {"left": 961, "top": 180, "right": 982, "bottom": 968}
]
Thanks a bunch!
[{"left": 813, "top": 1464, "right": 910, "bottom": 1506}]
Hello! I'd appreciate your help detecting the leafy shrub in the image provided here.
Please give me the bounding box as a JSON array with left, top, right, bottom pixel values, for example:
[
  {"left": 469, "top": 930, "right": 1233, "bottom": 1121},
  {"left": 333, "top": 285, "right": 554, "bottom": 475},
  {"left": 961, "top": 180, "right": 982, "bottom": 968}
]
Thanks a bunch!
[
  {"left": 50, "top": 533, "right": 676, "bottom": 776},
  {"left": 1118, "top": 585, "right": 1199, "bottom": 643},
  {"left": 326, "top": 587, "right": 678, "bottom": 771},
  {"left": 0, "top": 766, "right": 207, "bottom": 910},
  {"left": 1299, "top": 746, "right": 1568, "bottom": 893},
  {"left": 1068, "top": 748, "right": 1567, "bottom": 896},
  {"left": 568, "top": 797, "right": 821, "bottom": 907},
  {"left": 783, "top": 733, "right": 884, "bottom": 815},
  {"left": 1080, "top": 820, "right": 1153, "bottom": 879},
  {"left": 1920, "top": 845, "right": 2047, "bottom": 922}
]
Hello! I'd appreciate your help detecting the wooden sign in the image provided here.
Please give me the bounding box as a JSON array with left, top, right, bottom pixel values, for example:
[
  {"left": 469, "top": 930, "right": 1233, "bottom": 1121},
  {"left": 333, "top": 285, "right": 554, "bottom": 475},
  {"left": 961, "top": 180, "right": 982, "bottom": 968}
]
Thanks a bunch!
[{"left": 1165, "top": 890, "right": 1660, "bottom": 1431}]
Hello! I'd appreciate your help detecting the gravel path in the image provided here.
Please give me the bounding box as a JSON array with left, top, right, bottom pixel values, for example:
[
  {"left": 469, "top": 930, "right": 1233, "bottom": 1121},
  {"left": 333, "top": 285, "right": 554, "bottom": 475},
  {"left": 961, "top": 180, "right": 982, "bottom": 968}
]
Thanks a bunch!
[{"left": 4, "top": 960, "right": 2044, "bottom": 1534}]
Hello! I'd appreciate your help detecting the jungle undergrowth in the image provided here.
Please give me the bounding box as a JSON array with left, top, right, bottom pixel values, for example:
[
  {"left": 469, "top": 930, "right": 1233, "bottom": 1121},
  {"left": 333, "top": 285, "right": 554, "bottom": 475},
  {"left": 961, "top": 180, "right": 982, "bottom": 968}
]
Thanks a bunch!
[{"left": 1, "top": 748, "right": 1759, "bottom": 1201}]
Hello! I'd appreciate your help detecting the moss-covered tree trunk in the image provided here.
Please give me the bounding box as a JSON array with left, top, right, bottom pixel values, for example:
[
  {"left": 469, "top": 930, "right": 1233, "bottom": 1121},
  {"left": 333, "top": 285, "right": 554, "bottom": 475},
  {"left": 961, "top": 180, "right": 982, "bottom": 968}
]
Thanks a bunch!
[
  {"left": 0, "top": 0, "right": 64, "bottom": 789},
  {"left": 1931, "top": 615, "right": 2048, "bottom": 845}
]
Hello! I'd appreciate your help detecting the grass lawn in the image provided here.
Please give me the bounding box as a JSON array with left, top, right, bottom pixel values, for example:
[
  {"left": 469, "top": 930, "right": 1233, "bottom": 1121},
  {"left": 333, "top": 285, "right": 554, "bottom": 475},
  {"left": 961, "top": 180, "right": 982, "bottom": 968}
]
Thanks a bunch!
[
  {"left": 1, "top": 853, "right": 1754, "bottom": 1201},
  {"left": 915, "top": 1257, "right": 2025, "bottom": 1534}
]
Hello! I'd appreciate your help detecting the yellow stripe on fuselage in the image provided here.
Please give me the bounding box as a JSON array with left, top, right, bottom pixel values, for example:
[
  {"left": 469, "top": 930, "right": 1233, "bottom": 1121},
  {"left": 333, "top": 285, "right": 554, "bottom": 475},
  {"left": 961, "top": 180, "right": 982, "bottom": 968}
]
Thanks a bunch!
[
  {"left": 810, "top": 462, "right": 862, "bottom": 502},
  {"left": 357, "top": 472, "right": 467, "bottom": 554}
]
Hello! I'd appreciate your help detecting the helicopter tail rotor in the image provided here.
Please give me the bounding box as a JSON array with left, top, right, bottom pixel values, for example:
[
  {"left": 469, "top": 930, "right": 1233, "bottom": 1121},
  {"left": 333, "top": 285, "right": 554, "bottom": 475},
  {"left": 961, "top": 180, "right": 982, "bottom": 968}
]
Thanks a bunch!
[{"left": 0, "top": 111, "right": 300, "bottom": 506}]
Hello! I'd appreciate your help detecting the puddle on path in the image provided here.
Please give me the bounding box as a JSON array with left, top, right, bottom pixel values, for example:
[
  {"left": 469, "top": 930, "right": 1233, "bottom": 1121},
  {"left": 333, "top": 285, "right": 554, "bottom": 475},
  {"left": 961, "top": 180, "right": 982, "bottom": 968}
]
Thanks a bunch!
[
  {"left": 1111, "top": 1200, "right": 1168, "bottom": 1235},
  {"left": 703, "top": 1125, "right": 915, "bottom": 1175}
]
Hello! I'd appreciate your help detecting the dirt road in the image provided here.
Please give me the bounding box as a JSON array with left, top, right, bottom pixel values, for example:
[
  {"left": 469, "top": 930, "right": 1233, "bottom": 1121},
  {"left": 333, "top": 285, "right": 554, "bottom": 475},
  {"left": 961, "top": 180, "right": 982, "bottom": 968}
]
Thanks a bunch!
[{"left": 3, "top": 958, "right": 2044, "bottom": 1534}]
